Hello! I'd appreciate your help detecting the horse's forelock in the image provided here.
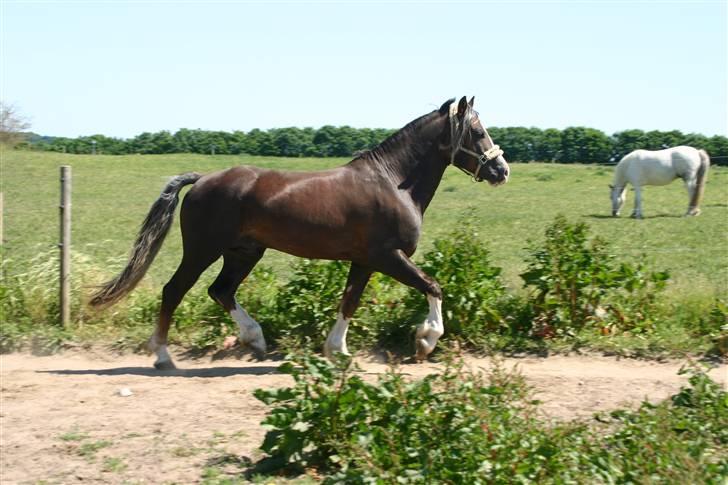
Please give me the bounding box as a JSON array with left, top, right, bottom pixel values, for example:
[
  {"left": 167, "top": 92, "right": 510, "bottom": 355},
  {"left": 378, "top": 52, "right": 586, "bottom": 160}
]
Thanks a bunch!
[{"left": 439, "top": 98, "right": 456, "bottom": 114}]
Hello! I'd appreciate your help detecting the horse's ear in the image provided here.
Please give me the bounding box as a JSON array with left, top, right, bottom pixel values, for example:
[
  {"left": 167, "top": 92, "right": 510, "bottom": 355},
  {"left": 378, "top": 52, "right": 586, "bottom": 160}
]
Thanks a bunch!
[
  {"left": 468, "top": 96, "right": 475, "bottom": 108},
  {"left": 457, "top": 96, "right": 469, "bottom": 118}
]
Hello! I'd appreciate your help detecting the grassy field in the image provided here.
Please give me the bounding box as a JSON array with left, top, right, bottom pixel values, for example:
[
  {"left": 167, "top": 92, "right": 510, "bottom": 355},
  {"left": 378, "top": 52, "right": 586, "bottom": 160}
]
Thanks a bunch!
[{"left": 3, "top": 150, "right": 726, "bottom": 300}]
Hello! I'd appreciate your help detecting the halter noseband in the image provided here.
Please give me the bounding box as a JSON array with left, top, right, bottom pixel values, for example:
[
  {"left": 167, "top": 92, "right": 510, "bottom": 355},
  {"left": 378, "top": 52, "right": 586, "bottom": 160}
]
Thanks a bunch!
[{"left": 448, "top": 102, "right": 504, "bottom": 182}]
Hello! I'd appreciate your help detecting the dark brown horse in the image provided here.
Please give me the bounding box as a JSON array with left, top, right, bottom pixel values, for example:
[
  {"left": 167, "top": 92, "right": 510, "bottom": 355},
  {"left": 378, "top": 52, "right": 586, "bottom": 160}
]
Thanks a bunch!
[{"left": 90, "top": 97, "right": 510, "bottom": 369}]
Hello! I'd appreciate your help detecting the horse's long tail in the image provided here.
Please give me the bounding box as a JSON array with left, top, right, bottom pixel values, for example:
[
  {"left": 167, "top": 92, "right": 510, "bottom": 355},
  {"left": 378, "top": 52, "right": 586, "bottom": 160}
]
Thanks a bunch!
[
  {"left": 689, "top": 149, "right": 710, "bottom": 211},
  {"left": 89, "top": 172, "right": 202, "bottom": 308}
]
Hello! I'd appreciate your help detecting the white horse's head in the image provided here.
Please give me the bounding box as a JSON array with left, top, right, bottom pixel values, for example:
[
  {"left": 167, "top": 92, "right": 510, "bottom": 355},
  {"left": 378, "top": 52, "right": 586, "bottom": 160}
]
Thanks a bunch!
[{"left": 610, "top": 184, "right": 626, "bottom": 216}]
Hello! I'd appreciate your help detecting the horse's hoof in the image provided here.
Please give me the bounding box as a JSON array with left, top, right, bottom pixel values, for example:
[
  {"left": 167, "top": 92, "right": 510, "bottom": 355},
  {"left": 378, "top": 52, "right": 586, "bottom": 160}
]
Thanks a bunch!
[
  {"left": 415, "top": 339, "right": 432, "bottom": 362},
  {"left": 250, "top": 347, "right": 267, "bottom": 361},
  {"left": 323, "top": 347, "right": 350, "bottom": 361},
  {"left": 154, "top": 360, "right": 177, "bottom": 371},
  {"left": 244, "top": 340, "right": 267, "bottom": 361}
]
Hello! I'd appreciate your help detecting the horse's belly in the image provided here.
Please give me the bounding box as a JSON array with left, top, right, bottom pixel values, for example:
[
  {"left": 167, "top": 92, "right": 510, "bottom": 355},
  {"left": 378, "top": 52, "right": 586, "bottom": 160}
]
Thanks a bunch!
[
  {"left": 246, "top": 219, "right": 365, "bottom": 261},
  {"left": 640, "top": 170, "right": 677, "bottom": 186}
]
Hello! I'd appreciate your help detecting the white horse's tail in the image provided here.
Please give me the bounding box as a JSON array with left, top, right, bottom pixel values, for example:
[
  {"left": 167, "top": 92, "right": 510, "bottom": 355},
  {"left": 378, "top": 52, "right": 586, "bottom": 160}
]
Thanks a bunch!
[{"left": 689, "top": 149, "right": 710, "bottom": 211}]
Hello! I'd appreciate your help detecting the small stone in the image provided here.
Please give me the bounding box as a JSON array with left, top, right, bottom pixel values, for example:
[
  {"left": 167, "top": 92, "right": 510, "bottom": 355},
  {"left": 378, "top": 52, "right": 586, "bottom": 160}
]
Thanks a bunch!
[{"left": 119, "top": 388, "right": 133, "bottom": 397}]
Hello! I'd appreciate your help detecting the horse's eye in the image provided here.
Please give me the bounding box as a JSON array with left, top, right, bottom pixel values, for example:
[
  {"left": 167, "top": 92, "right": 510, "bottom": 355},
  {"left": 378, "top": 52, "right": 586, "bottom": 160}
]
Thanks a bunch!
[{"left": 473, "top": 130, "right": 485, "bottom": 139}]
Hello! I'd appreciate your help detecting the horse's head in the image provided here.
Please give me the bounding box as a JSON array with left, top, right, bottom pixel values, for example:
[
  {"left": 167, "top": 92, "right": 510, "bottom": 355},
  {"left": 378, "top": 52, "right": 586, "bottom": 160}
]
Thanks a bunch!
[
  {"left": 610, "top": 184, "right": 626, "bottom": 216},
  {"left": 446, "top": 96, "right": 510, "bottom": 185}
]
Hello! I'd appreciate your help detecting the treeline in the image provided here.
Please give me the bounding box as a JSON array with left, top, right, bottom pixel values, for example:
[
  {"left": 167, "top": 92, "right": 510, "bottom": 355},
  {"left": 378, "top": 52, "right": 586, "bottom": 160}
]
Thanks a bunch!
[{"left": 25, "top": 126, "right": 728, "bottom": 164}]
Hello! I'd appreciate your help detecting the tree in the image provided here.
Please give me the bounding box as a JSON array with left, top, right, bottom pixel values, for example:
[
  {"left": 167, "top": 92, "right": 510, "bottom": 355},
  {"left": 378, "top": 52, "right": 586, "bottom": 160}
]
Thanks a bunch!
[
  {"left": 611, "top": 129, "right": 646, "bottom": 162},
  {"left": 560, "top": 127, "right": 612, "bottom": 164},
  {"left": 0, "top": 102, "right": 31, "bottom": 147},
  {"left": 533, "top": 128, "right": 562, "bottom": 162}
]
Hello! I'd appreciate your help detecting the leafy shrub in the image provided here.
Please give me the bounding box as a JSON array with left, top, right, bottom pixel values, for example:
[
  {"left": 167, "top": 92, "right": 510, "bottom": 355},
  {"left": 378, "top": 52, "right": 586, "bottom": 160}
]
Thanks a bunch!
[
  {"left": 254, "top": 349, "right": 586, "bottom": 483},
  {"left": 521, "top": 215, "right": 669, "bottom": 337},
  {"left": 263, "top": 259, "right": 349, "bottom": 350},
  {"left": 589, "top": 367, "right": 728, "bottom": 483},
  {"left": 380, "top": 221, "right": 509, "bottom": 352},
  {"left": 254, "top": 351, "right": 728, "bottom": 483},
  {"left": 694, "top": 299, "right": 728, "bottom": 357}
]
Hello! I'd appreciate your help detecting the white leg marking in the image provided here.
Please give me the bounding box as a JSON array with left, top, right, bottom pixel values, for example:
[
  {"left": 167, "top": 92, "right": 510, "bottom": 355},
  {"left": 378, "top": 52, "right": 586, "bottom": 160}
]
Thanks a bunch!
[
  {"left": 231, "top": 302, "right": 267, "bottom": 357},
  {"left": 156, "top": 345, "right": 172, "bottom": 365},
  {"left": 149, "top": 334, "right": 175, "bottom": 369},
  {"left": 415, "top": 295, "right": 444, "bottom": 359},
  {"left": 324, "top": 312, "right": 350, "bottom": 358}
]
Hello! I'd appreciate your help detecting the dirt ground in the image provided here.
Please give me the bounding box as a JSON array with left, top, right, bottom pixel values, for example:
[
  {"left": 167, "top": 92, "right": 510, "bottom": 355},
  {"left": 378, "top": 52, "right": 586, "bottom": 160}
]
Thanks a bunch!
[{"left": 1, "top": 349, "right": 725, "bottom": 484}]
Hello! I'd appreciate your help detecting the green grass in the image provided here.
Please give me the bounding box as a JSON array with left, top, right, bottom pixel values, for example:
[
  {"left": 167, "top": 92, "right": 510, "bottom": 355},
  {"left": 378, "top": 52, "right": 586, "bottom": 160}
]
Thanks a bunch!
[
  {"left": 3, "top": 151, "right": 726, "bottom": 292},
  {"left": 2, "top": 151, "right": 726, "bottom": 356}
]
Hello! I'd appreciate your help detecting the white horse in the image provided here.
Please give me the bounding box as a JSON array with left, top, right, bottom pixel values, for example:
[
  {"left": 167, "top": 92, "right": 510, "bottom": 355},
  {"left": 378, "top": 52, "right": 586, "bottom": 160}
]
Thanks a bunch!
[{"left": 610, "top": 146, "right": 710, "bottom": 218}]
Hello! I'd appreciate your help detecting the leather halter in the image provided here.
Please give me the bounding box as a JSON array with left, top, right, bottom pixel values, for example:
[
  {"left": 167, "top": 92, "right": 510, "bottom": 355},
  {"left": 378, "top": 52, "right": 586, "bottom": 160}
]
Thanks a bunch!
[{"left": 448, "top": 102, "right": 504, "bottom": 182}]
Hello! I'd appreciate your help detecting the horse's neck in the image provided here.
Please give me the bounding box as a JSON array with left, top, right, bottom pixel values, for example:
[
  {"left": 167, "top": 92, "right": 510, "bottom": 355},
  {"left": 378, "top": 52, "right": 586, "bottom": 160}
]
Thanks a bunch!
[
  {"left": 402, "top": 151, "right": 449, "bottom": 213},
  {"left": 614, "top": 161, "right": 630, "bottom": 187},
  {"left": 367, "top": 114, "right": 449, "bottom": 213}
]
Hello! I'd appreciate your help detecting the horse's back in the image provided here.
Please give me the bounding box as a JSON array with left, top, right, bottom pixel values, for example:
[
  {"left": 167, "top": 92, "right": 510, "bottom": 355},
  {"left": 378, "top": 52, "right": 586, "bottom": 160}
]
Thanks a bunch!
[
  {"left": 178, "top": 163, "right": 409, "bottom": 260},
  {"left": 618, "top": 146, "right": 703, "bottom": 186}
]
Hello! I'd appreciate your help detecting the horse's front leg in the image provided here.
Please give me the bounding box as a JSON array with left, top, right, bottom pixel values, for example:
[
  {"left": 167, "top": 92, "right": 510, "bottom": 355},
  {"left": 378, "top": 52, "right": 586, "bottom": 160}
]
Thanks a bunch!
[
  {"left": 324, "top": 263, "right": 372, "bottom": 358},
  {"left": 631, "top": 186, "right": 643, "bottom": 219},
  {"left": 371, "top": 249, "right": 444, "bottom": 361},
  {"left": 415, "top": 294, "right": 444, "bottom": 361}
]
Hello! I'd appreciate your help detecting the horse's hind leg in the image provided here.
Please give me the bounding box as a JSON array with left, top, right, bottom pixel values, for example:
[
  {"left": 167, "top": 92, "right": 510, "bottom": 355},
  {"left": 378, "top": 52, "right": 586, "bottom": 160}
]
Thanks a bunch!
[
  {"left": 324, "top": 263, "right": 372, "bottom": 358},
  {"left": 150, "top": 254, "right": 217, "bottom": 370},
  {"left": 208, "top": 244, "right": 267, "bottom": 359},
  {"left": 684, "top": 179, "right": 701, "bottom": 216}
]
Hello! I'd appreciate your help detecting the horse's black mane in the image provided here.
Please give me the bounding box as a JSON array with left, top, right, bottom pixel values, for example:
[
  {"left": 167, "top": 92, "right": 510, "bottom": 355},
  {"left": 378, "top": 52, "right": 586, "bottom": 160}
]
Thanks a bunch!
[{"left": 355, "top": 99, "right": 454, "bottom": 162}]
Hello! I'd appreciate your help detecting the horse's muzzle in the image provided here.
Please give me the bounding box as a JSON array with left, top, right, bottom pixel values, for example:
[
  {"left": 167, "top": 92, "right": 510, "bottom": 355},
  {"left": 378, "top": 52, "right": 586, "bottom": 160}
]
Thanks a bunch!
[{"left": 487, "top": 158, "right": 510, "bottom": 186}]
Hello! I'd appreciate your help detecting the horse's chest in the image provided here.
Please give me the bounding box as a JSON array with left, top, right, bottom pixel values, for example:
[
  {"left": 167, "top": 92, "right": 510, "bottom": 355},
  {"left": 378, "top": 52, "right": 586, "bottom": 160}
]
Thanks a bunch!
[{"left": 378, "top": 197, "right": 423, "bottom": 252}]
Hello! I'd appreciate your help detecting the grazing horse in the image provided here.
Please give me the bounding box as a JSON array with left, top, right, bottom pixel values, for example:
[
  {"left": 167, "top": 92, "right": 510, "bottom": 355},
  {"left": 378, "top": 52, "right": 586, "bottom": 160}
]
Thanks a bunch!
[
  {"left": 610, "top": 146, "right": 710, "bottom": 219},
  {"left": 90, "top": 97, "right": 510, "bottom": 369}
]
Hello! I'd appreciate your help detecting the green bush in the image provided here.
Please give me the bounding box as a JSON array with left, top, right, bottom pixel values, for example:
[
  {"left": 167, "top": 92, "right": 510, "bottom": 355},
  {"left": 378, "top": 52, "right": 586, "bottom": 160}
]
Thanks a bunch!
[
  {"left": 521, "top": 215, "right": 669, "bottom": 337},
  {"left": 262, "top": 259, "right": 349, "bottom": 350},
  {"left": 589, "top": 367, "right": 728, "bottom": 483},
  {"left": 377, "top": 221, "right": 509, "bottom": 352},
  {"left": 254, "top": 349, "right": 585, "bottom": 483},
  {"left": 254, "top": 351, "right": 728, "bottom": 483}
]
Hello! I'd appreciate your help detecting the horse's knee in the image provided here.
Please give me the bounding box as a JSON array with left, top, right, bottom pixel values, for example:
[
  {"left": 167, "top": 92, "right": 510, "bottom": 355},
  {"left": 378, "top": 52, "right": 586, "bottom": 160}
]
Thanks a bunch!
[
  {"left": 426, "top": 281, "right": 442, "bottom": 299},
  {"left": 207, "top": 285, "right": 223, "bottom": 305},
  {"left": 207, "top": 284, "right": 235, "bottom": 310}
]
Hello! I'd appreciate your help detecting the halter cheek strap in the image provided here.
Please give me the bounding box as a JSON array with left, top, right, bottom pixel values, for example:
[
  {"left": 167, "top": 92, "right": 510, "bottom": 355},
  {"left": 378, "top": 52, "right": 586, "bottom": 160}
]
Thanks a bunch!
[{"left": 448, "top": 102, "right": 504, "bottom": 182}]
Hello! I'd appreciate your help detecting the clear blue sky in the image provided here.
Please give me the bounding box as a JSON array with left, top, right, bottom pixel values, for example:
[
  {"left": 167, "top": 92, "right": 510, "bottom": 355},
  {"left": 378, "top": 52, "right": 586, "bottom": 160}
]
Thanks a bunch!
[{"left": 2, "top": 0, "right": 726, "bottom": 138}]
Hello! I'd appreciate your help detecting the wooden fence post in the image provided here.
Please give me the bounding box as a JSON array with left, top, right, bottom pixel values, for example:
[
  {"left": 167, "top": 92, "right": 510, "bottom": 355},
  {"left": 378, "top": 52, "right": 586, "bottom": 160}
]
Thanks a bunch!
[{"left": 60, "top": 166, "right": 71, "bottom": 327}]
